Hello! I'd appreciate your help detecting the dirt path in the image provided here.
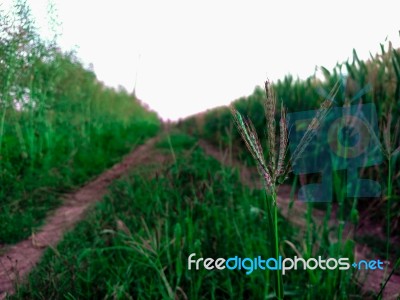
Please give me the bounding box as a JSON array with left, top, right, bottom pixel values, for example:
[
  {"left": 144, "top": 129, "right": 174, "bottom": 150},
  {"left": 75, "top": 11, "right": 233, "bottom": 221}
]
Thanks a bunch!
[
  {"left": 0, "top": 136, "right": 167, "bottom": 298},
  {"left": 198, "top": 139, "right": 400, "bottom": 299},
  {"left": 1, "top": 135, "right": 398, "bottom": 298}
]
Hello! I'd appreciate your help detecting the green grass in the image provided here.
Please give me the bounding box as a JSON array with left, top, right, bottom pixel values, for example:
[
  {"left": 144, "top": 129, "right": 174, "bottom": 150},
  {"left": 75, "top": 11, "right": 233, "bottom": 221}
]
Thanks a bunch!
[
  {"left": 156, "top": 131, "right": 198, "bottom": 151},
  {"left": 178, "top": 41, "right": 400, "bottom": 246},
  {"left": 0, "top": 1, "right": 160, "bottom": 243},
  {"left": 1, "top": 1, "right": 398, "bottom": 298},
  {"left": 12, "top": 134, "right": 360, "bottom": 299}
]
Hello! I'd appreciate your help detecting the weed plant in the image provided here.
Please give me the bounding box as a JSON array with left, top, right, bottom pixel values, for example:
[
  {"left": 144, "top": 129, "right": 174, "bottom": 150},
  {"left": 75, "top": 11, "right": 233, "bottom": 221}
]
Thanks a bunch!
[
  {"left": 178, "top": 41, "right": 400, "bottom": 257},
  {"left": 231, "top": 81, "right": 340, "bottom": 299}
]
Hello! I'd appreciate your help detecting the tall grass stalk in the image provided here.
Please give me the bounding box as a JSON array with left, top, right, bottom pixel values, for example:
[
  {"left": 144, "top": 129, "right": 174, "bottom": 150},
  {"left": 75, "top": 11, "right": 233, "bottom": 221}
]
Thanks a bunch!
[{"left": 231, "top": 80, "right": 338, "bottom": 299}]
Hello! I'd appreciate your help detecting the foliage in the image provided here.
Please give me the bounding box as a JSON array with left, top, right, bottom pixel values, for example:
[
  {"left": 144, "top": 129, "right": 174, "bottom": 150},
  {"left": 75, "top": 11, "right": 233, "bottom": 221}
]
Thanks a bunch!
[
  {"left": 13, "top": 135, "right": 359, "bottom": 299},
  {"left": 0, "top": 1, "right": 160, "bottom": 243},
  {"left": 178, "top": 41, "right": 400, "bottom": 238}
]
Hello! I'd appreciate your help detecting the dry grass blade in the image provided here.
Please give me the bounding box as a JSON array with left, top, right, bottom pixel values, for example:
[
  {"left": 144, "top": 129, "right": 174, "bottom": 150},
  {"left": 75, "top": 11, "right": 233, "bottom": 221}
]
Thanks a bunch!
[
  {"left": 231, "top": 106, "right": 272, "bottom": 188},
  {"left": 290, "top": 81, "right": 339, "bottom": 168},
  {"left": 265, "top": 80, "right": 277, "bottom": 172},
  {"left": 277, "top": 103, "right": 288, "bottom": 178}
]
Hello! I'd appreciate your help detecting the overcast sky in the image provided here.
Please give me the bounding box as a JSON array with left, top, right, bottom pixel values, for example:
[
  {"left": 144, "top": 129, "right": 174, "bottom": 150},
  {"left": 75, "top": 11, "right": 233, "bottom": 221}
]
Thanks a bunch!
[{"left": 16, "top": 1, "right": 400, "bottom": 120}]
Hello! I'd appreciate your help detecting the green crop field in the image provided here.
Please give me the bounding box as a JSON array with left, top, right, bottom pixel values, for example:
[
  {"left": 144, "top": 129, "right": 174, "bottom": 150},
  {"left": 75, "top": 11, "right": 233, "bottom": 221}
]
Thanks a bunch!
[
  {"left": 178, "top": 43, "right": 400, "bottom": 252},
  {"left": 0, "top": 2, "right": 160, "bottom": 243},
  {"left": 1, "top": 1, "right": 399, "bottom": 299}
]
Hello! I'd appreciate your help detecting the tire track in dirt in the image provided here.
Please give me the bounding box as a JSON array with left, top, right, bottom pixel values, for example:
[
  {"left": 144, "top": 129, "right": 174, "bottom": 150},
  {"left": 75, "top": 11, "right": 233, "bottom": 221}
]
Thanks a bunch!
[
  {"left": 0, "top": 135, "right": 168, "bottom": 298},
  {"left": 198, "top": 139, "right": 400, "bottom": 300}
]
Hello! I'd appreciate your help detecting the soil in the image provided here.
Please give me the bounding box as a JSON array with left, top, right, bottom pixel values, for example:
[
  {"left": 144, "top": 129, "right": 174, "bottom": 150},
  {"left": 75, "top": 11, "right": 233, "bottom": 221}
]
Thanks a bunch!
[{"left": 0, "top": 136, "right": 168, "bottom": 298}]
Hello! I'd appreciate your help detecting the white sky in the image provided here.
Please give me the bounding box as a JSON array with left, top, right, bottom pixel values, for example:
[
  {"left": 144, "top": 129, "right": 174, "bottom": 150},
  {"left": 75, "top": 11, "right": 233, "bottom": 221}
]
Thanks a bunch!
[{"left": 9, "top": 0, "right": 400, "bottom": 120}]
